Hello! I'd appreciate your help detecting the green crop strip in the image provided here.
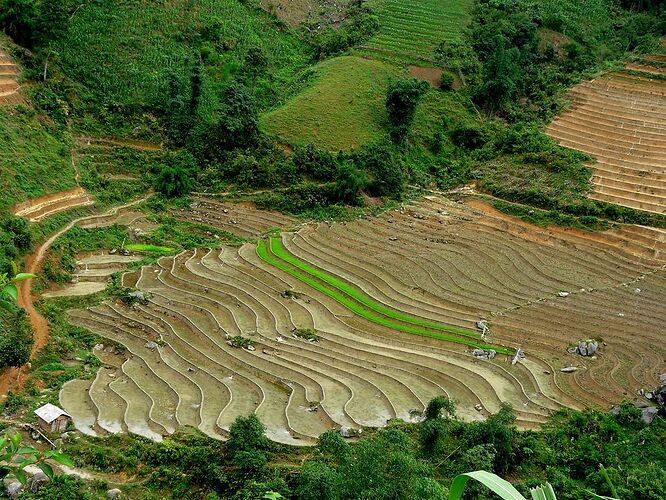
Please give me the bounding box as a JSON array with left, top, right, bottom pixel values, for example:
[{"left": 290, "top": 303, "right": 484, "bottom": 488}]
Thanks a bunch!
[{"left": 257, "top": 238, "right": 512, "bottom": 354}]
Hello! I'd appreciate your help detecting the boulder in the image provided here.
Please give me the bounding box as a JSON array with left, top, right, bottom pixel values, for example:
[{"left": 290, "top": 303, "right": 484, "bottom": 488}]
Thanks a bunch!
[
  {"left": 5, "top": 480, "right": 23, "bottom": 499},
  {"left": 560, "top": 366, "right": 578, "bottom": 373},
  {"left": 642, "top": 407, "right": 659, "bottom": 425},
  {"left": 28, "top": 471, "right": 49, "bottom": 492},
  {"left": 107, "top": 488, "right": 123, "bottom": 499},
  {"left": 339, "top": 426, "right": 352, "bottom": 438},
  {"left": 144, "top": 341, "right": 158, "bottom": 349},
  {"left": 558, "top": 291, "right": 570, "bottom": 297},
  {"left": 128, "top": 290, "right": 146, "bottom": 301}
]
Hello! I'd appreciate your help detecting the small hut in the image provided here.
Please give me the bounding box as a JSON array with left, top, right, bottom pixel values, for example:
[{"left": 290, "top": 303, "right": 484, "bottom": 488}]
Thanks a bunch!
[{"left": 34, "top": 403, "right": 71, "bottom": 433}]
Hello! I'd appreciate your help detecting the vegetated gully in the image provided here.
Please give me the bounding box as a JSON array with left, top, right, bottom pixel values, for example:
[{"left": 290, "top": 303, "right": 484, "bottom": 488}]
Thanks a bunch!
[{"left": 257, "top": 237, "right": 513, "bottom": 354}]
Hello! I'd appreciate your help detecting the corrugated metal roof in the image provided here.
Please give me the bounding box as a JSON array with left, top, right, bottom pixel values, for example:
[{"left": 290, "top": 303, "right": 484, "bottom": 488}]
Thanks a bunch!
[{"left": 34, "top": 403, "right": 70, "bottom": 423}]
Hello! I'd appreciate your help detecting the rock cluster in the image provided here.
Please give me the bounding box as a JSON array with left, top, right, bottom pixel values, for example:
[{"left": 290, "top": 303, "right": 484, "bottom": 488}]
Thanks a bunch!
[
  {"left": 610, "top": 402, "right": 660, "bottom": 425},
  {"left": 472, "top": 348, "right": 496, "bottom": 360},
  {"left": 567, "top": 339, "right": 599, "bottom": 357}
]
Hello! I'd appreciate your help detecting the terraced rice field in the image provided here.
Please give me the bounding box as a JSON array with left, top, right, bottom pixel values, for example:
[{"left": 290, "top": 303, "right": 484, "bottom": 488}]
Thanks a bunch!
[
  {"left": 171, "top": 197, "right": 297, "bottom": 238},
  {"left": 75, "top": 136, "right": 162, "bottom": 181},
  {"left": 13, "top": 187, "right": 95, "bottom": 222},
  {"left": 0, "top": 49, "right": 22, "bottom": 105},
  {"left": 60, "top": 196, "right": 666, "bottom": 443},
  {"left": 546, "top": 64, "right": 666, "bottom": 214},
  {"left": 362, "top": 0, "right": 472, "bottom": 62},
  {"left": 43, "top": 253, "right": 143, "bottom": 298}
]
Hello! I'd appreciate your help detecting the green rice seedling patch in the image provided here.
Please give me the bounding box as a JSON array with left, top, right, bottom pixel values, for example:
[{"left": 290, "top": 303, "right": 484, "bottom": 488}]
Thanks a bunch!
[{"left": 257, "top": 238, "right": 512, "bottom": 353}]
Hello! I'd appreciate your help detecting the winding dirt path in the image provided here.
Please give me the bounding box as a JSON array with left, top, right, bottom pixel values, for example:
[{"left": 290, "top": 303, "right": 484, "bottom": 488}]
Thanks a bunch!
[{"left": 0, "top": 196, "right": 152, "bottom": 399}]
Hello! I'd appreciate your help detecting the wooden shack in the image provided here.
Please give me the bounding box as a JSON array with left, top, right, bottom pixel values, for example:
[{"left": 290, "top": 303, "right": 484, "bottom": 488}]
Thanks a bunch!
[{"left": 34, "top": 403, "right": 71, "bottom": 433}]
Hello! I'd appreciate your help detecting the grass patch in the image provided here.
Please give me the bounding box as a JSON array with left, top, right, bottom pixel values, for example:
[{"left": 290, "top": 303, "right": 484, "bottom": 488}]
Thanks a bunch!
[
  {"left": 123, "top": 243, "right": 174, "bottom": 255},
  {"left": 0, "top": 107, "right": 75, "bottom": 212},
  {"left": 260, "top": 56, "right": 400, "bottom": 151},
  {"left": 258, "top": 237, "right": 511, "bottom": 353},
  {"left": 361, "top": 0, "right": 472, "bottom": 63}
]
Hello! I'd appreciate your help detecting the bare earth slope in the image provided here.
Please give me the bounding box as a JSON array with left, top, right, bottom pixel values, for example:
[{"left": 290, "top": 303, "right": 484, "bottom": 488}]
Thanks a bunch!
[
  {"left": 60, "top": 197, "right": 665, "bottom": 443},
  {"left": 546, "top": 64, "right": 666, "bottom": 214},
  {"left": 0, "top": 49, "right": 21, "bottom": 105}
]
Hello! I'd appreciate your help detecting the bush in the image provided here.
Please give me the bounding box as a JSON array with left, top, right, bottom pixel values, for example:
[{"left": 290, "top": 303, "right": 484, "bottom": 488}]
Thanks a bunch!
[
  {"left": 385, "top": 78, "right": 429, "bottom": 142},
  {"left": 227, "top": 414, "right": 270, "bottom": 457},
  {"left": 155, "top": 163, "right": 192, "bottom": 198},
  {"left": 450, "top": 123, "right": 487, "bottom": 149},
  {"left": 439, "top": 72, "right": 454, "bottom": 90},
  {"left": 333, "top": 161, "right": 366, "bottom": 205},
  {"left": 292, "top": 144, "right": 337, "bottom": 182}
]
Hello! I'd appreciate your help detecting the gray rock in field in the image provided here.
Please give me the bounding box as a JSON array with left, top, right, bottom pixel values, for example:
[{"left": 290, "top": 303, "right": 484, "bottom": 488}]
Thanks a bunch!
[
  {"left": 511, "top": 348, "right": 525, "bottom": 365},
  {"left": 107, "top": 488, "right": 123, "bottom": 499},
  {"left": 659, "top": 373, "right": 666, "bottom": 383},
  {"left": 94, "top": 343, "right": 104, "bottom": 351},
  {"left": 578, "top": 342, "right": 588, "bottom": 356},
  {"left": 28, "top": 471, "right": 49, "bottom": 492},
  {"left": 5, "top": 480, "right": 23, "bottom": 499},
  {"left": 128, "top": 291, "right": 146, "bottom": 301},
  {"left": 558, "top": 291, "right": 570, "bottom": 297},
  {"left": 560, "top": 366, "right": 577, "bottom": 373},
  {"left": 144, "top": 341, "right": 158, "bottom": 349},
  {"left": 389, "top": 236, "right": 398, "bottom": 241},
  {"left": 642, "top": 407, "right": 659, "bottom": 425},
  {"left": 586, "top": 341, "right": 598, "bottom": 355},
  {"left": 339, "top": 426, "right": 352, "bottom": 438}
]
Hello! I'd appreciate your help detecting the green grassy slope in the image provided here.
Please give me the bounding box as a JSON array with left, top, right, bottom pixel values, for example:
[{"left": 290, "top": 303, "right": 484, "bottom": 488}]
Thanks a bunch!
[
  {"left": 0, "top": 108, "right": 75, "bottom": 212},
  {"left": 361, "top": 0, "right": 473, "bottom": 63},
  {"left": 260, "top": 56, "right": 400, "bottom": 150},
  {"left": 57, "top": 0, "right": 308, "bottom": 109}
]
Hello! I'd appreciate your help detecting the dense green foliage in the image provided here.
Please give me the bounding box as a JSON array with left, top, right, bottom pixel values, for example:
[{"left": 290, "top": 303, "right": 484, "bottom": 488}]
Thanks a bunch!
[
  {"left": 12, "top": 399, "right": 662, "bottom": 499},
  {"left": 385, "top": 78, "right": 430, "bottom": 142}
]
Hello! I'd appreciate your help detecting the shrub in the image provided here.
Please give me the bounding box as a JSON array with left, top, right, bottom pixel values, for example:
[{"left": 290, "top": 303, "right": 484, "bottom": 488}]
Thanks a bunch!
[
  {"left": 155, "top": 164, "right": 192, "bottom": 198},
  {"left": 439, "top": 72, "right": 454, "bottom": 90},
  {"left": 450, "top": 123, "right": 487, "bottom": 149},
  {"left": 292, "top": 144, "right": 337, "bottom": 182},
  {"left": 333, "top": 161, "right": 366, "bottom": 205},
  {"left": 385, "top": 78, "right": 429, "bottom": 142}
]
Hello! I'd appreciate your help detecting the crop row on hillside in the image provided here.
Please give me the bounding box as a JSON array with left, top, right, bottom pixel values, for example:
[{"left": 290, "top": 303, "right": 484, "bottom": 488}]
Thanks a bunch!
[
  {"left": 56, "top": 0, "right": 308, "bottom": 108},
  {"left": 361, "top": 0, "right": 472, "bottom": 62}
]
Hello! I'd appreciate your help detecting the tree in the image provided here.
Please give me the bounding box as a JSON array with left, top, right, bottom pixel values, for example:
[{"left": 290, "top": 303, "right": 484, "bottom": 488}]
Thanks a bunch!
[
  {"left": 155, "top": 163, "right": 192, "bottom": 198},
  {"left": 334, "top": 161, "right": 365, "bottom": 205},
  {"left": 165, "top": 72, "right": 189, "bottom": 145},
  {"left": 385, "top": 78, "right": 429, "bottom": 142},
  {"left": 0, "top": 308, "right": 32, "bottom": 369},
  {"left": 425, "top": 396, "right": 456, "bottom": 420},
  {"left": 190, "top": 81, "right": 259, "bottom": 160},
  {"left": 227, "top": 414, "right": 270, "bottom": 457},
  {"left": 3, "top": 216, "right": 31, "bottom": 251},
  {"left": 244, "top": 47, "right": 267, "bottom": 93},
  {"left": 190, "top": 58, "right": 204, "bottom": 119},
  {"left": 295, "top": 461, "right": 343, "bottom": 500}
]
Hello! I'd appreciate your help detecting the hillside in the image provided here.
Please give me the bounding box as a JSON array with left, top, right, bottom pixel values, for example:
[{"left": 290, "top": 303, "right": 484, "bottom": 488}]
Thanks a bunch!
[
  {"left": 0, "top": 0, "right": 665, "bottom": 499},
  {"left": 261, "top": 56, "right": 399, "bottom": 150}
]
